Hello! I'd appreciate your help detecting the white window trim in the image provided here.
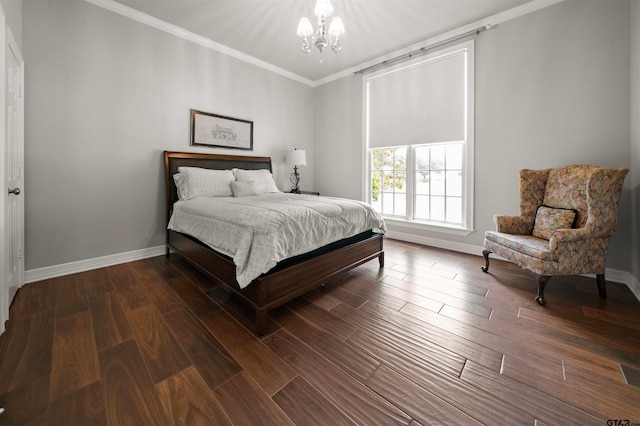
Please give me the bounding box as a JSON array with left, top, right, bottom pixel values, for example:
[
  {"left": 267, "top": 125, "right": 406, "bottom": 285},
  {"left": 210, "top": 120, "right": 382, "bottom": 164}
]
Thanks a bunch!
[
  {"left": 384, "top": 217, "right": 475, "bottom": 236},
  {"left": 363, "top": 40, "right": 475, "bottom": 235}
]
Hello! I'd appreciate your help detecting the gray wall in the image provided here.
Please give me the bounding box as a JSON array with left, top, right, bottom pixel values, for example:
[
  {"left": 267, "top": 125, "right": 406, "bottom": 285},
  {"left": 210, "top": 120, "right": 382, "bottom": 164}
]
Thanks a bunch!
[
  {"left": 21, "top": 0, "right": 638, "bottom": 278},
  {"left": 314, "top": 76, "right": 364, "bottom": 201},
  {"left": 0, "top": 0, "right": 21, "bottom": 49},
  {"left": 23, "top": 0, "right": 314, "bottom": 270},
  {"left": 314, "top": 0, "right": 634, "bottom": 272},
  {"left": 632, "top": 0, "right": 640, "bottom": 283}
]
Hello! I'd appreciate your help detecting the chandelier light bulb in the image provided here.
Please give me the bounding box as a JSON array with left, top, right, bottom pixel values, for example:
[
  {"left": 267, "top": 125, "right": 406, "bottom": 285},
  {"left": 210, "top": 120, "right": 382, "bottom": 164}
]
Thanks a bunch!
[
  {"left": 297, "top": 17, "right": 313, "bottom": 37},
  {"left": 328, "top": 16, "right": 345, "bottom": 37},
  {"left": 314, "top": 0, "right": 334, "bottom": 18}
]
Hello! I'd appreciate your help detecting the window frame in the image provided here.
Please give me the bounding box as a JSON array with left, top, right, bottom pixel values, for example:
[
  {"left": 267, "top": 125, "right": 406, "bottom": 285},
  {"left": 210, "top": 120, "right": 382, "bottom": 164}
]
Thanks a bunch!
[
  {"left": 370, "top": 146, "right": 408, "bottom": 218},
  {"left": 363, "top": 41, "right": 475, "bottom": 236}
]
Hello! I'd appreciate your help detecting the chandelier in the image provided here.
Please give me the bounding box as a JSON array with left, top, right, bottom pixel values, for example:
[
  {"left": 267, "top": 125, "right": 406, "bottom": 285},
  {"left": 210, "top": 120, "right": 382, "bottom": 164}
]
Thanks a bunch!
[{"left": 296, "top": 0, "right": 345, "bottom": 63}]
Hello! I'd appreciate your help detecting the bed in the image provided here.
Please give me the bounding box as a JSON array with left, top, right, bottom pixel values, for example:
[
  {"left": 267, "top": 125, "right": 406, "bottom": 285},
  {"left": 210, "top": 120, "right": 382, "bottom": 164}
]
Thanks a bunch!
[{"left": 164, "top": 151, "right": 385, "bottom": 335}]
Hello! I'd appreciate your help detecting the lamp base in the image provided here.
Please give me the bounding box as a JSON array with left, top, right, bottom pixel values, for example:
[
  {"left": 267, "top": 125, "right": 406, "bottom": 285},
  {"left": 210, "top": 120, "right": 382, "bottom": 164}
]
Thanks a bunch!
[{"left": 289, "top": 166, "right": 301, "bottom": 194}]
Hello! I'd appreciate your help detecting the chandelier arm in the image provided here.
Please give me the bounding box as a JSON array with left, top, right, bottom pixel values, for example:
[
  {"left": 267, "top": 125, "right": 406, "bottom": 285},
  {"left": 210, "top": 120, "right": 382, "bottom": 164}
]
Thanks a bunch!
[
  {"left": 301, "top": 36, "right": 311, "bottom": 54},
  {"left": 332, "top": 36, "right": 341, "bottom": 53}
]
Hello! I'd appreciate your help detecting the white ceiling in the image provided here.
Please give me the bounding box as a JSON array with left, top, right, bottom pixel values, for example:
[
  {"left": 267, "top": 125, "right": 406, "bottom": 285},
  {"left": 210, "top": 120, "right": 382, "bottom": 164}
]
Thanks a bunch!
[{"left": 113, "top": 0, "right": 535, "bottom": 83}]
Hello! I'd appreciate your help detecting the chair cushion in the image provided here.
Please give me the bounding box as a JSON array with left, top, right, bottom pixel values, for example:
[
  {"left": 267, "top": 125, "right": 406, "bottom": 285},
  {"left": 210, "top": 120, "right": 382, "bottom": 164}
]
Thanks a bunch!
[
  {"left": 531, "top": 205, "right": 576, "bottom": 240},
  {"left": 484, "top": 231, "right": 557, "bottom": 261}
]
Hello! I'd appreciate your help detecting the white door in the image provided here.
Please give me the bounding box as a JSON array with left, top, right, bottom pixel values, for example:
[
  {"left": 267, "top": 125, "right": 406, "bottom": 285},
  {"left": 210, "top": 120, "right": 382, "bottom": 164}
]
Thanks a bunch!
[{"left": 0, "top": 24, "right": 24, "bottom": 335}]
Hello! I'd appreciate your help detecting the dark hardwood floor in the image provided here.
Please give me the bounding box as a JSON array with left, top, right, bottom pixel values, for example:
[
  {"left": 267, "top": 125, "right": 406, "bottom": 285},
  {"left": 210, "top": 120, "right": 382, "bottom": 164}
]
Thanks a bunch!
[{"left": 1, "top": 238, "right": 639, "bottom": 425}]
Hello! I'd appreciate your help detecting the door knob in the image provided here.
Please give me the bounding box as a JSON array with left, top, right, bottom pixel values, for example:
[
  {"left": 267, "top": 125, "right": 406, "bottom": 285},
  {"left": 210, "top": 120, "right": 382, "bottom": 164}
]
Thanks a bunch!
[{"left": 8, "top": 188, "right": 20, "bottom": 195}]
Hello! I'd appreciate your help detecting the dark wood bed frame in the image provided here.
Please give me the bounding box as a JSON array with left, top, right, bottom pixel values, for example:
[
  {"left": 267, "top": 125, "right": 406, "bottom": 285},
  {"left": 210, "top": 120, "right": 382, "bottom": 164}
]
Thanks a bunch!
[{"left": 164, "top": 151, "right": 384, "bottom": 335}]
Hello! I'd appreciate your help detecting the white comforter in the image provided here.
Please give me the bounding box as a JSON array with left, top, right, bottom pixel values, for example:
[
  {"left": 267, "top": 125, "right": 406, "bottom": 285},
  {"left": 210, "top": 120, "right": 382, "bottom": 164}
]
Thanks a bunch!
[{"left": 168, "top": 193, "right": 386, "bottom": 288}]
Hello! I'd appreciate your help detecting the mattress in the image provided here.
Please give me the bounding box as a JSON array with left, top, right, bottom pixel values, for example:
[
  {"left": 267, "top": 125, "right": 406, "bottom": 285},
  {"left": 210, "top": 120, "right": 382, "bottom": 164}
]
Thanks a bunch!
[{"left": 168, "top": 193, "right": 386, "bottom": 288}]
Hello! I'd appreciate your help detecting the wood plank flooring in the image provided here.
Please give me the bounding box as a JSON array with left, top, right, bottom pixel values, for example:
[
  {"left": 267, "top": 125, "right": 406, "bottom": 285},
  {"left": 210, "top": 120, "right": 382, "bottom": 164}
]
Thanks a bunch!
[{"left": 1, "top": 238, "right": 640, "bottom": 425}]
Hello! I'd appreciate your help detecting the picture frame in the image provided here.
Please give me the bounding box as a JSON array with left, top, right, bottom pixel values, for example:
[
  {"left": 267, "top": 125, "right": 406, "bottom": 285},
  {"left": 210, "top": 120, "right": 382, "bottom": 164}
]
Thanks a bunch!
[{"left": 190, "top": 109, "right": 253, "bottom": 150}]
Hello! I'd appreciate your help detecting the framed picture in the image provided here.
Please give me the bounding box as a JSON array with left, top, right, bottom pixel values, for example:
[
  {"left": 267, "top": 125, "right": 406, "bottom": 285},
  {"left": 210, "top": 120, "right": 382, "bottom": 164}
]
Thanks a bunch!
[{"left": 190, "top": 109, "right": 253, "bottom": 150}]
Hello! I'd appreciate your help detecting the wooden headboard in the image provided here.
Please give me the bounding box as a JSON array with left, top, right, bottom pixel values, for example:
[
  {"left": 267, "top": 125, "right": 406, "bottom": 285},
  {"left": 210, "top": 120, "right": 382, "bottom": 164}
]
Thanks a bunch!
[{"left": 163, "top": 151, "right": 272, "bottom": 220}]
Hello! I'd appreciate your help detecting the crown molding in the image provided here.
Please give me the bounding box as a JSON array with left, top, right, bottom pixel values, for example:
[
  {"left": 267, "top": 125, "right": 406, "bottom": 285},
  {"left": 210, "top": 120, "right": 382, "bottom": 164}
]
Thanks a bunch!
[
  {"left": 84, "top": 0, "right": 564, "bottom": 87},
  {"left": 316, "top": 0, "right": 566, "bottom": 86},
  {"left": 82, "top": 0, "right": 315, "bottom": 87}
]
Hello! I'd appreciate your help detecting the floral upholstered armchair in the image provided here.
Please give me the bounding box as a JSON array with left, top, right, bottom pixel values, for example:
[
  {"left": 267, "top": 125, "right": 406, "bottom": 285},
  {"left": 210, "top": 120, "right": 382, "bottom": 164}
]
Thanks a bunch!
[{"left": 481, "top": 165, "right": 628, "bottom": 305}]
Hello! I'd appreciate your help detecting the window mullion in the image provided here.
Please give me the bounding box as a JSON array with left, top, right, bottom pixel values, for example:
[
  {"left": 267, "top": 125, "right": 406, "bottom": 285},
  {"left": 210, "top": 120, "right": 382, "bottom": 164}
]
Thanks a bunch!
[
  {"left": 443, "top": 149, "right": 448, "bottom": 222},
  {"left": 406, "top": 147, "right": 415, "bottom": 221}
]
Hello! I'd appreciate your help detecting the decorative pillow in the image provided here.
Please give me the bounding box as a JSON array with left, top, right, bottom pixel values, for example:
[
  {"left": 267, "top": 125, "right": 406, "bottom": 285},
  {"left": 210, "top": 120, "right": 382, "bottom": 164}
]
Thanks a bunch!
[
  {"left": 230, "top": 180, "right": 258, "bottom": 197},
  {"left": 176, "top": 167, "right": 234, "bottom": 199},
  {"left": 532, "top": 205, "right": 576, "bottom": 240},
  {"left": 233, "top": 168, "right": 280, "bottom": 194}
]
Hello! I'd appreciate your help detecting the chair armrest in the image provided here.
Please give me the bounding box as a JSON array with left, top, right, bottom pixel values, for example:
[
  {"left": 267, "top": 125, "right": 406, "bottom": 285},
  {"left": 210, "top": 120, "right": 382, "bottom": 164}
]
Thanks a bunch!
[
  {"left": 494, "top": 215, "right": 534, "bottom": 235},
  {"left": 549, "top": 228, "right": 591, "bottom": 251}
]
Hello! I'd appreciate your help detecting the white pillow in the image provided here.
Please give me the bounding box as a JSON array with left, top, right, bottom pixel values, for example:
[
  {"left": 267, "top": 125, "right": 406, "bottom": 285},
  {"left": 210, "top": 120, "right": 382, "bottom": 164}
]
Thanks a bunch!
[
  {"left": 176, "top": 167, "right": 234, "bottom": 199},
  {"left": 233, "top": 168, "right": 280, "bottom": 194},
  {"left": 173, "top": 173, "right": 187, "bottom": 200},
  {"left": 230, "top": 180, "right": 258, "bottom": 197}
]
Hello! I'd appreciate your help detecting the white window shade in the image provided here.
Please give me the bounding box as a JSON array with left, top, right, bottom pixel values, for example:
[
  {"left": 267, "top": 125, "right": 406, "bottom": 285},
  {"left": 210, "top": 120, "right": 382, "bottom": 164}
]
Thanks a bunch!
[{"left": 367, "top": 49, "right": 466, "bottom": 148}]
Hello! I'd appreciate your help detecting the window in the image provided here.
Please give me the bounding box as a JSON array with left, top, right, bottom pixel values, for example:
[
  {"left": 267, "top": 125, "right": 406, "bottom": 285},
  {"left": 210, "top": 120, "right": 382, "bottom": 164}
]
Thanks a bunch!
[
  {"left": 370, "top": 147, "right": 407, "bottom": 216},
  {"left": 365, "top": 41, "right": 474, "bottom": 234},
  {"left": 414, "top": 142, "right": 463, "bottom": 224}
]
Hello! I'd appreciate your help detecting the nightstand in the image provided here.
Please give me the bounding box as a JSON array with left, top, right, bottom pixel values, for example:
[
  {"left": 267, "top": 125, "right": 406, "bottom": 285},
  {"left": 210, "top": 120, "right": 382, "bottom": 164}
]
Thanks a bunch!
[{"left": 296, "top": 190, "right": 320, "bottom": 196}]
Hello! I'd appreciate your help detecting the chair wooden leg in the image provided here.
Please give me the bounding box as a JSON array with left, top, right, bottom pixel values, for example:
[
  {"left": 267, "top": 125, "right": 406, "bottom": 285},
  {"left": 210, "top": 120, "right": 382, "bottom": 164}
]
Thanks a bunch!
[
  {"left": 481, "top": 250, "right": 491, "bottom": 273},
  {"left": 532, "top": 273, "right": 550, "bottom": 305},
  {"left": 596, "top": 274, "right": 607, "bottom": 299}
]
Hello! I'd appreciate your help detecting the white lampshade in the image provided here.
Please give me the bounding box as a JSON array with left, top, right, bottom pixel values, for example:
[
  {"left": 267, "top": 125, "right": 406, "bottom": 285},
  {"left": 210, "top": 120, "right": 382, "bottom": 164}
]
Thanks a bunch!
[
  {"left": 296, "top": 17, "right": 313, "bottom": 37},
  {"left": 328, "top": 17, "right": 345, "bottom": 37},
  {"left": 314, "top": 0, "right": 333, "bottom": 18},
  {"left": 287, "top": 149, "right": 307, "bottom": 166}
]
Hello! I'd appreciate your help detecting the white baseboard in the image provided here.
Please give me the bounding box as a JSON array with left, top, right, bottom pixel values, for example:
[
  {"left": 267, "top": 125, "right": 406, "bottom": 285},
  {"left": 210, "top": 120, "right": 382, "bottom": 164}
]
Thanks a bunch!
[
  {"left": 386, "top": 231, "right": 639, "bottom": 301},
  {"left": 22, "top": 235, "right": 640, "bottom": 304},
  {"left": 386, "top": 230, "right": 482, "bottom": 257},
  {"left": 24, "top": 245, "right": 166, "bottom": 284},
  {"left": 628, "top": 273, "right": 640, "bottom": 301}
]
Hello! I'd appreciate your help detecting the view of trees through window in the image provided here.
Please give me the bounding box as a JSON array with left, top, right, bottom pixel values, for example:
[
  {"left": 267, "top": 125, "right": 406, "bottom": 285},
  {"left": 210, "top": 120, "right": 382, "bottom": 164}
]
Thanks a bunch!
[
  {"left": 370, "top": 147, "right": 406, "bottom": 216},
  {"left": 370, "top": 142, "right": 463, "bottom": 225}
]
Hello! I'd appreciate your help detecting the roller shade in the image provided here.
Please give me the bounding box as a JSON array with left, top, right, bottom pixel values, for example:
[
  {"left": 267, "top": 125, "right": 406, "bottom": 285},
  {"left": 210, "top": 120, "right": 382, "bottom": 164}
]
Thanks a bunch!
[{"left": 367, "top": 49, "right": 467, "bottom": 148}]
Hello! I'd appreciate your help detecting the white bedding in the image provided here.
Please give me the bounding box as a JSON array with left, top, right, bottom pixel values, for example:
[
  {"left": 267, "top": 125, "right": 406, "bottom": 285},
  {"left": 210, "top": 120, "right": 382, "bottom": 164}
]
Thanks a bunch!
[{"left": 167, "top": 193, "right": 386, "bottom": 288}]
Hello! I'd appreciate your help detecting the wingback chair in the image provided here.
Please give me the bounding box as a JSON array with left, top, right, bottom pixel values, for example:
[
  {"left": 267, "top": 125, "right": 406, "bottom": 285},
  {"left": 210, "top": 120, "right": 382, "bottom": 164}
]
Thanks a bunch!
[{"left": 481, "top": 165, "right": 628, "bottom": 305}]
